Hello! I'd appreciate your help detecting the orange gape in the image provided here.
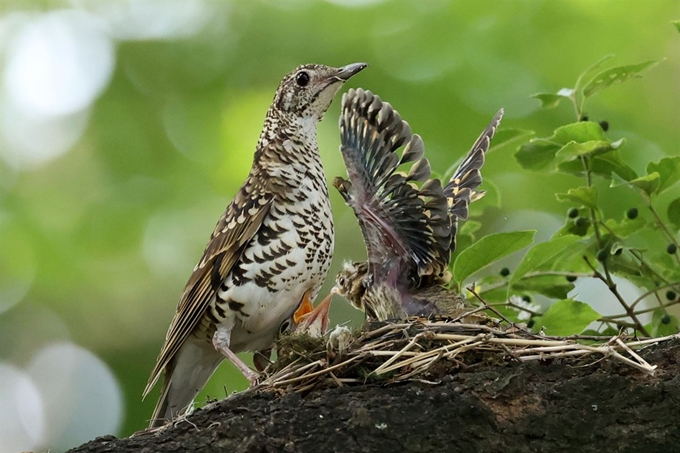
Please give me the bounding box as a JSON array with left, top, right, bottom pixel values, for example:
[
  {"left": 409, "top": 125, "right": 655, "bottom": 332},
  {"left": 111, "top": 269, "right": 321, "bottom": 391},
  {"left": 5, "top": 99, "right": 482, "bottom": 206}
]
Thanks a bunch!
[{"left": 294, "top": 290, "right": 315, "bottom": 324}]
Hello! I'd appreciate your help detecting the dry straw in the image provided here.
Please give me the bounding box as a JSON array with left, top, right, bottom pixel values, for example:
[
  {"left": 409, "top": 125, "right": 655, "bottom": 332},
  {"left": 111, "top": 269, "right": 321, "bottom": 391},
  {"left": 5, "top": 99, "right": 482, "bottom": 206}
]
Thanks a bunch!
[{"left": 256, "top": 313, "right": 679, "bottom": 394}]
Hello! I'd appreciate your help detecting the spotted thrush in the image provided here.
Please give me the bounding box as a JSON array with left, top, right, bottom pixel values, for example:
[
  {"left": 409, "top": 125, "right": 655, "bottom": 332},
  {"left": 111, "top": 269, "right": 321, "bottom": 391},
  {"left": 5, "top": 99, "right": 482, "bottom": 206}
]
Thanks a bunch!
[
  {"left": 331, "top": 88, "right": 502, "bottom": 321},
  {"left": 143, "top": 63, "right": 367, "bottom": 428}
]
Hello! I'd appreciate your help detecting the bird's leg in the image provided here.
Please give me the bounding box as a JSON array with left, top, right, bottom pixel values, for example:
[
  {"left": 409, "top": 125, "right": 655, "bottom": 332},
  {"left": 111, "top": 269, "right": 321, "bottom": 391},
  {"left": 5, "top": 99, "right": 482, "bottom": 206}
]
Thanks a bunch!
[{"left": 212, "top": 327, "right": 260, "bottom": 385}]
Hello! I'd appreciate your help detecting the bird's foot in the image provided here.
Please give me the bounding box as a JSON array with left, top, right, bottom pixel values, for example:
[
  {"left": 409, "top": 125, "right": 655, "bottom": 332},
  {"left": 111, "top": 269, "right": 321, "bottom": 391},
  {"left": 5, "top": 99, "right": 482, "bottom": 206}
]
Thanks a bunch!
[
  {"left": 212, "top": 333, "right": 260, "bottom": 386},
  {"left": 242, "top": 368, "right": 260, "bottom": 386}
]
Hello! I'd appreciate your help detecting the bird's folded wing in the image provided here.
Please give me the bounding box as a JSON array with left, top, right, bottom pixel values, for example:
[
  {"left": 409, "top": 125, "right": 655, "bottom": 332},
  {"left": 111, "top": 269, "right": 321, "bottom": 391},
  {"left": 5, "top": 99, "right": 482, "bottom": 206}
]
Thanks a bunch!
[
  {"left": 144, "top": 178, "right": 274, "bottom": 397},
  {"left": 335, "top": 88, "right": 451, "bottom": 282}
]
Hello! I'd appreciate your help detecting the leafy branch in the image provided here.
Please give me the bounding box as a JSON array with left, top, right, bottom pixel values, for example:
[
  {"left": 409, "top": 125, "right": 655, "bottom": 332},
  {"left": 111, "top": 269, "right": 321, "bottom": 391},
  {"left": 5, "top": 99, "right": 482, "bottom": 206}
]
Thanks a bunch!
[{"left": 449, "top": 54, "right": 680, "bottom": 338}]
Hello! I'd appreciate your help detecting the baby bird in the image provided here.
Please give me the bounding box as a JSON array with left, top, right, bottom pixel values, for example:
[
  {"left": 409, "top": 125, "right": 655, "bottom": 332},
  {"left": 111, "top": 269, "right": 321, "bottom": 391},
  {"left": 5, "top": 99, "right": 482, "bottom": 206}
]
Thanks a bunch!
[{"left": 331, "top": 88, "right": 503, "bottom": 321}]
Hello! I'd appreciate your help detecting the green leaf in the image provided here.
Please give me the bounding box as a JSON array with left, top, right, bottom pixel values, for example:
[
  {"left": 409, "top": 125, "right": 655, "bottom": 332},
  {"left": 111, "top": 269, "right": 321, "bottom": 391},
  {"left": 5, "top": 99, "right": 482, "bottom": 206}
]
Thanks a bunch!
[
  {"left": 556, "top": 159, "right": 588, "bottom": 176},
  {"left": 593, "top": 150, "right": 637, "bottom": 181},
  {"left": 603, "top": 216, "right": 645, "bottom": 238},
  {"left": 668, "top": 198, "right": 680, "bottom": 230},
  {"left": 488, "top": 128, "right": 535, "bottom": 153},
  {"left": 478, "top": 286, "right": 513, "bottom": 304},
  {"left": 651, "top": 309, "right": 680, "bottom": 337},
  {"left": 452, "top": 230, "right": 535, "bottom": 284},
  {"left": 610, "top": 241, "right": 624, "bottom": 255},
  {"left": 556, "top": 186, "right": 598, "bottom": 209},
  {"left": 574, "top": 54, "right": 616, "bottom": 96},
  {"left": 629, "top": 172, "right": 660, "bottom": 195},
  {"left": 509, "top": 235, "right": 581, "bottom": 287},
  {"left": 515, "top": 139, "right": 560, "bottom": 171},
  {"left": 548, "top": 240, "right": 593, "bottom": 273},
  {"left": 647, "top": 156, "right": 680, "bottom": 194},
  {"left": 554, "top": 216, "right": 594, "bottom": 239},
  {"left": 553, "top": 122, "right": 606, "bottom": 144},
  {"left": 513, "top": 275, "right": 575, "bottom": 300},
  {"left": 532, "top": 93, "right": 568, "bottom": 109},
  {"left": 582, "top": 60, "right": 659, "bottom": 98},
  {"left": 555, "top": 140, "right": 614, "bottom": 162},
  {"left": 673, "top": 20, "right": 680, "bottom": 33},
  {"left": 515, "top": 122, "right": 610, "bottom": 174},
  {"left": 606, "top": 256, "right": 658, "bottom": 291},
  {"left": 653, "top": 251, "right": 680, "bottom": 282},
  {"left": 536, "top": 300, "right": 601, "bottom": 336}
]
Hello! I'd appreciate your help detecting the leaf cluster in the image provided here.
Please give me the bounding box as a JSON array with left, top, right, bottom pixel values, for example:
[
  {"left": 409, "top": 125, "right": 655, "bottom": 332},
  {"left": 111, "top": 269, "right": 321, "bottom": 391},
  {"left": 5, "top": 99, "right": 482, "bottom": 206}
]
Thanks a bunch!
[{"left": 450, "top": 56, "right": 680, "bottom": 337}]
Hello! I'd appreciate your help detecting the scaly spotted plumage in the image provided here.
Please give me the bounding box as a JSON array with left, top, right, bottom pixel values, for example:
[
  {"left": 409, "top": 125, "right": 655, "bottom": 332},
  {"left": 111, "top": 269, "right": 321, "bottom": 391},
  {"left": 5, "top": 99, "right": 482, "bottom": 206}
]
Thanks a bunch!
[
  {"left": 144, "top": 63, "right": 366, "bottom": 428},
  {"left": 331, "top": 88, "right": 502, "bottom": 321}
]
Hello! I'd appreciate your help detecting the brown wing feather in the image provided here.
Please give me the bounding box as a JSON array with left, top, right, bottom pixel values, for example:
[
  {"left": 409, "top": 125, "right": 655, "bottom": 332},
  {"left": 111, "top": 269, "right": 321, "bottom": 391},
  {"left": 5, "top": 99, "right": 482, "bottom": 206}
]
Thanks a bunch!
[
  {"left": 444, "top": 109, "right": 503, "bottom": 253},
  {"left": 336, "top": 88, "right": 450, "bottom": 285},
  {"left": 143, "top": 177, "right": 274, "bottom": 398}
]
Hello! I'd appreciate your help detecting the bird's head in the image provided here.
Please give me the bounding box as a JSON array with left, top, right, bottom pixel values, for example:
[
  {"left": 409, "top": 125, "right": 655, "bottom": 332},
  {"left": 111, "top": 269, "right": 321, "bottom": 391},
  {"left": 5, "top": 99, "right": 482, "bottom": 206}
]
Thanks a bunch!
[
  {"left": 334, "top": 261, "right": 369, "bottom": 311},
  {"left": 273, "top": 63, "right": 367, "bottom": 122}
]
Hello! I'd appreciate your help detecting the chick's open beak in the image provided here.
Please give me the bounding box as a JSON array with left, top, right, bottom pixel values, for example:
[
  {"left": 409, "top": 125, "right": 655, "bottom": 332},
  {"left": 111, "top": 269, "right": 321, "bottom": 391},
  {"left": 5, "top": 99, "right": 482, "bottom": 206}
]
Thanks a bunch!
[
  {"left": 293, "top": 292, "right": 315, "bottom": 325},
  {"left": 296, "top": 291, "right": 334, "bottom": 337}
]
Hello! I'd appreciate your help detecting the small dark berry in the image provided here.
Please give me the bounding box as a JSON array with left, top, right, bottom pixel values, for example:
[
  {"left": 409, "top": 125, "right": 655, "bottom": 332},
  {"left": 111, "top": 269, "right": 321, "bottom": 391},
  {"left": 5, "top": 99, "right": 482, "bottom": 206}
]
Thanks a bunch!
[
  {"left": 626, "top": 208, "right": 638, "bottom": 219},
  {"left": 575, "top": 217, "right": 589, "bottom": 228},
  {"left": 522, "top": 295, "right": 532, "bottom": 303},
  {"left": 667, "top": 243, "right": 677, "bottom": 255},
  {"left": 580, "top": 115, "right": 589, "bottom": 122},
  {"left": 667, "top": 291, "right": 677, "bottom": 301},
  {"left": 567, "top": 208, "right": 579, "bottom": 218},
  {"left": 500, "top": 267, "right": 510, "bottom": 277},
  {"left": 661, "top": 314, "right": 671, "bottom": 325},
  {"left": 566, "top": 275, "right": 577, "bottom": 282},
  {"left": 527, "top": 319, "right": 535, "bottom": 328},
  {"left": 599, "top": 120, "right": 609, "bottom": 132},
  {"left": 597, "top": 249, "right": 608, "bottom": 262}
]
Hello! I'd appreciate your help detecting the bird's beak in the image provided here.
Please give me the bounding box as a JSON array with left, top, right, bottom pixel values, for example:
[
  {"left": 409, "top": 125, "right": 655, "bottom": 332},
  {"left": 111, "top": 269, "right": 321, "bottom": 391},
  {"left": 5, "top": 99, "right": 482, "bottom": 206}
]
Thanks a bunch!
[
  {"left": 297, "top": 291, "right": 334, "bottom": 336},
  {"left": 332, "top": 62, "right": 368, "bottom": 82},
  {"left": 293, "top": 294, "right": 315, "bottom": 325}
]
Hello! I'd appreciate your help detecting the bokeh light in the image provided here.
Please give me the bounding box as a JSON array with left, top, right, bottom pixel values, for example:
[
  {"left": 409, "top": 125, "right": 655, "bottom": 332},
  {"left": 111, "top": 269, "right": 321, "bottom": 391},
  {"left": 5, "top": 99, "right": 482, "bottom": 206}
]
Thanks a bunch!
[
  {"left": 0, "top": 342, "right": 122, "bottom": 452},
  {"left": 4, "top": 10, "right": 114, "bottom": 117}
]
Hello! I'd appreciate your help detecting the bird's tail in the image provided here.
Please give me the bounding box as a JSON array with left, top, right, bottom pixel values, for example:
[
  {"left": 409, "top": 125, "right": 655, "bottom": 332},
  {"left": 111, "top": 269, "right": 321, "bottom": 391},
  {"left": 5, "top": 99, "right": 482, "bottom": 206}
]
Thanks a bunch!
[
  {"left": 146, "top": 336, "right": 223, "bottom": 428},
  {"left": 444, "top": 109, "right": 504, "bottom": 253}
]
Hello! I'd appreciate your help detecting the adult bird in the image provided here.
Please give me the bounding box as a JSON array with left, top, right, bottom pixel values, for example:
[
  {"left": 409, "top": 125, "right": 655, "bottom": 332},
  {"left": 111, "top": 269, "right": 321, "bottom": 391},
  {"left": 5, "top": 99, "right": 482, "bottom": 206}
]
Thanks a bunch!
[
  {"left": 330, "top": 88, "right": 503, "bottom": 321},
  {"left": 143, "top": 63, "right": 367, "bottom": 428}
]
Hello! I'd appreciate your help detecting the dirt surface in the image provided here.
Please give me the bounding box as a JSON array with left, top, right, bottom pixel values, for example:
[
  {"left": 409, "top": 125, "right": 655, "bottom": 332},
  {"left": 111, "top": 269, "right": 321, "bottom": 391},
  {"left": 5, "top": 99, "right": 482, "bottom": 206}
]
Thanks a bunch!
[{"left": 68, "top": 340, "right": 680, "bottom": 453}]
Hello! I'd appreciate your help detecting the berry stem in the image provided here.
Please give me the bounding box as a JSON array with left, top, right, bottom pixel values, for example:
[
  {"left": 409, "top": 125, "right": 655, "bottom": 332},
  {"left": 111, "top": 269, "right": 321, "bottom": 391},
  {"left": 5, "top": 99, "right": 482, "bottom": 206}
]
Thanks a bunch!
[{"left": 583, "top": 256, "right": 649, "bottom": 336}]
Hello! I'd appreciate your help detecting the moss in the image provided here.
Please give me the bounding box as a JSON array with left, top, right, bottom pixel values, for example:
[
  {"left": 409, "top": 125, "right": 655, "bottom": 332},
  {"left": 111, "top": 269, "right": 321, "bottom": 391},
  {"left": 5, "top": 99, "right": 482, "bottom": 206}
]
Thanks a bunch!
[{"left": 272, "top": 332, "right": 326, "bottom": 371}]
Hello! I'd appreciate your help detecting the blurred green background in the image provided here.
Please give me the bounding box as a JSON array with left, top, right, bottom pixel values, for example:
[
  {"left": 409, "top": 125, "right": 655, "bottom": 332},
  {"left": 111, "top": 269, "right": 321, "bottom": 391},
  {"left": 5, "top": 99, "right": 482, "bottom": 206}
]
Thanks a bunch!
[{"left": 0, "top": 0, "right": 678, "bottom": 451}]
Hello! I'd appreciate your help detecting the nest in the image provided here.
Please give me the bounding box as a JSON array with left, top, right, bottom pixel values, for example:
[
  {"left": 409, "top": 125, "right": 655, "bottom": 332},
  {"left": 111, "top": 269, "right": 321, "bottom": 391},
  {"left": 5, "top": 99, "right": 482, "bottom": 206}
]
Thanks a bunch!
[{"left": 257, "top": 316, "right": 680, "bottom": 394}]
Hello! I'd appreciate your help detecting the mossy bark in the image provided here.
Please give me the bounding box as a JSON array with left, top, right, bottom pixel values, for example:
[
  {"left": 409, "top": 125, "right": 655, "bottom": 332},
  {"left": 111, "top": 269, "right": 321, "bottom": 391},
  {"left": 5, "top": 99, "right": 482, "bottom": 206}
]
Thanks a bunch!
[{"left": 68, "top": 340, "right": 680, "bottom": 453}]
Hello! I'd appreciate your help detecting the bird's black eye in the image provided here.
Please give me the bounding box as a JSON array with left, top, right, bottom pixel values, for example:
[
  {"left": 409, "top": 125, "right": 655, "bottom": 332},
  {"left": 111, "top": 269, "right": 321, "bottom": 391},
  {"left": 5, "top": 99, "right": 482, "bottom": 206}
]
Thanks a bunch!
[
  {"left": 295, "top": 71, "right": 310, "bottom": 87},
  {"left": 338, "top": 277, "right": 346, "bottom": 287},
  {"left": 279, "top": 319, "right": 291, "bottom": 334}
]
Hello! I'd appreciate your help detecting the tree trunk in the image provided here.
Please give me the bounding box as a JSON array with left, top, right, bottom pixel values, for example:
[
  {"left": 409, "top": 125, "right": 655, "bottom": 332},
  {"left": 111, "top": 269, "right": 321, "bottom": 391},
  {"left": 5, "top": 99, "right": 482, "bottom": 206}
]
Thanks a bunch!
[{"left": 68, "top": 340, "right": 680, "bottom": 453}]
